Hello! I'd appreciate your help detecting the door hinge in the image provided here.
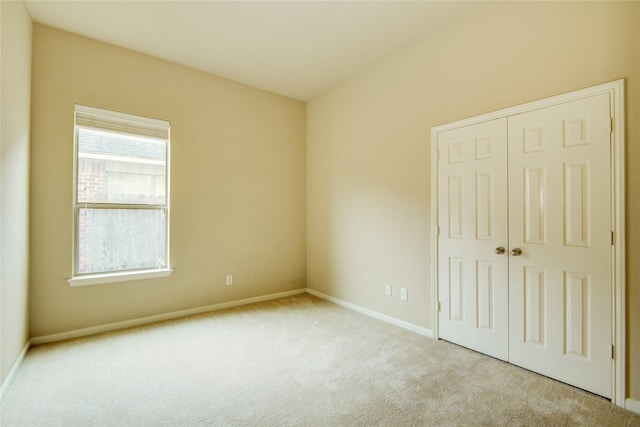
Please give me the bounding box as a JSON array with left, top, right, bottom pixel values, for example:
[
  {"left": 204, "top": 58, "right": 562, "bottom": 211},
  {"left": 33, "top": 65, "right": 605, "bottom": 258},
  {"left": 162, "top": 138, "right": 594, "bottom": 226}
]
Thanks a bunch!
[
  {"left": 611, "top": 344, "right": 615, "bottom": 360},
  {"left": 611, "top": 231, "right": 614, "bottom": 246},
  {"left": 438, "top": 301, "right": 441, "bottom": 312},
  {"left": 610, "top": 117, "right": 614, "bottom": 133},
  {"left": 437, "top": 225, "right": 441, "bottom": 237}
]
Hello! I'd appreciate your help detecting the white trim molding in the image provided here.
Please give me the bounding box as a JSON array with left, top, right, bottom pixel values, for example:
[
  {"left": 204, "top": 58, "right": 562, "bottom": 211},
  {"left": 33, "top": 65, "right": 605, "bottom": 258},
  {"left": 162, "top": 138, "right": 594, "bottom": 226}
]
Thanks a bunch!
[
  {"left": 306, "top": 288, "right": 433, "bottom": 338},
  {"left": 32, "top": 289, "right": 306, "bottom": 345},
  {"left": 0, "top": 340, "right": 31, "bottom": 403},
  {"left": 68, "top": 268, "right": 173, "bottom": 287},
  {"left": 430, "top": 79, "right": 625, "bottom": 407},
  {"left": 626, "top": 399, "right": 640, "bottom": 415}
]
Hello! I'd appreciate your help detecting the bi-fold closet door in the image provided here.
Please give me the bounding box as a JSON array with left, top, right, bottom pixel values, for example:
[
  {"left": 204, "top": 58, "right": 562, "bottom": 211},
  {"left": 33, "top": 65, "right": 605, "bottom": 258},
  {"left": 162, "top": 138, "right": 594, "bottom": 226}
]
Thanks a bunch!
[{"left": 436, "top": 93, "right": 612, "bottom": 398}]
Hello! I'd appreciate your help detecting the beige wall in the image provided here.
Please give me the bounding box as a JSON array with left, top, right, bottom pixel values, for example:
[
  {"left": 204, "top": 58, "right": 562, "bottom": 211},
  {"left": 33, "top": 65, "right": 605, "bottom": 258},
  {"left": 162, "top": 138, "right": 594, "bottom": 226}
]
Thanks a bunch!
[
  {"left": 307, "top": 1, "right": 640, "bottom": 400},
  {"left": 30, "top": 25, "right": 306, "bottom": 337},
  {"left": 0, "top": 0, "right": 32, "bottom": 387}
]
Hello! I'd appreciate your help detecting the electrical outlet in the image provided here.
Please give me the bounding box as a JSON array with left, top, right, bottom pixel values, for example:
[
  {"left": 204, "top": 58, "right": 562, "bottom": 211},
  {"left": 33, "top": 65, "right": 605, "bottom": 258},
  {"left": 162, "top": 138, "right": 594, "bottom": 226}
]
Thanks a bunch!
[
  {"left": 226, "top": 275, "right": 233, "bottom": 285},
  {"left": 400, "top": 288, "right": 407, "bottom": 301},
  {"left": 385, "top": 284, "right": 392, "bottom": 296}
]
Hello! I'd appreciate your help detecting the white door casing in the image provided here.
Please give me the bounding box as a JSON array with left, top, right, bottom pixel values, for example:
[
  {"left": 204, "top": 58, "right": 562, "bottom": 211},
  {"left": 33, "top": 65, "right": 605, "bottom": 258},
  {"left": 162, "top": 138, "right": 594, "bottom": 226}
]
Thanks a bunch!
[{"left": 431, "top": 80, "right": 625, "bottom": 405}]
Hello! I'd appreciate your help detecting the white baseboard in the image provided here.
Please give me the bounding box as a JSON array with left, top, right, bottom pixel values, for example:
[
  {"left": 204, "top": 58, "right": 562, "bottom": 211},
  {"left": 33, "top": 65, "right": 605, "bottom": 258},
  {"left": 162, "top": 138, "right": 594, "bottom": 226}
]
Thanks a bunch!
[
  {"left": 0, "top": 340, "right": 31, "bottom": 402},
  {"left": 306, "top": 288, "right": 433, "bottom": 338},
  {"left": 31, "top": 288, "right": 307, "bottom": 345},
  {"left": 626, "top": 398, "right": 640, "bottom": 415}
]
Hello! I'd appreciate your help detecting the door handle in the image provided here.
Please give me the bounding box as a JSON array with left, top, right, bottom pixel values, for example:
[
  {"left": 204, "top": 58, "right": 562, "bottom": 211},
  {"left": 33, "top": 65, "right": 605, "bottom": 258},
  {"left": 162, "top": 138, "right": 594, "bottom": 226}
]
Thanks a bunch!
[
  {"left": 511, "top": 248, "right": 522, "bottom": 256},
  {"left": 495, "top": 247, "right": 506, "bottom": 255}
]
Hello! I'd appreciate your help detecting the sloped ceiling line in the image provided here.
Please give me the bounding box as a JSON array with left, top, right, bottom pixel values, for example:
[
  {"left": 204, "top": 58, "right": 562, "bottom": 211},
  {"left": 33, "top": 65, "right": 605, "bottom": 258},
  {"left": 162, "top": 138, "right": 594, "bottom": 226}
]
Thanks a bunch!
[{"left": 25, "top": 1, "right": 487, "bottom": 101}]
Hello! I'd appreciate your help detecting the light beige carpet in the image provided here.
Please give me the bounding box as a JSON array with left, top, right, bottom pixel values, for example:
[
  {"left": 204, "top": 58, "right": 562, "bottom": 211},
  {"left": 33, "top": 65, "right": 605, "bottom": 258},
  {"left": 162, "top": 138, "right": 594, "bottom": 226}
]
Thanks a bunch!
[{"left": 1, "top": 294, "right": 638, "bottom": 426}]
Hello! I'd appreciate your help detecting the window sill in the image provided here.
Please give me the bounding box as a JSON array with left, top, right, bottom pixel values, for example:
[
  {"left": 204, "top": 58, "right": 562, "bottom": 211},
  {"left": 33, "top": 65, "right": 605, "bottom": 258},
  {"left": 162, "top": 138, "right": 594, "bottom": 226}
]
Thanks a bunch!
[{"left": 68, "top": 268, "right": 173, "bottom": 287}]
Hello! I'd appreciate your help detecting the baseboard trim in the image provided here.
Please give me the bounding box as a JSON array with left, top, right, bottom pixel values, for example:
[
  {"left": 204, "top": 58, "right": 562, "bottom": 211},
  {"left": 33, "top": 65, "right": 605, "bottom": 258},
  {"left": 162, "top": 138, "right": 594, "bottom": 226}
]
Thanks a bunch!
[
  {"left": 626, "top": 398, "right": 640, "bottom": 415},
  {"left": 0, "top": 340, "right": 31, "bottom": 402},
  {"left": 31, "top": 288, "right": 307, "bottom": 345},
  {"left": 306, "top": 288, "right": 433, "bottom": 338}
]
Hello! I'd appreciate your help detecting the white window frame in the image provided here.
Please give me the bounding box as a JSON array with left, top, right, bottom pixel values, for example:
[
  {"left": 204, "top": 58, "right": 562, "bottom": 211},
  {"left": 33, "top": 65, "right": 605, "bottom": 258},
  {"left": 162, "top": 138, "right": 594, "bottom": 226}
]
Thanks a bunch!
[{"left": 68, "top": 104, "right": 172, "bottom": 287}]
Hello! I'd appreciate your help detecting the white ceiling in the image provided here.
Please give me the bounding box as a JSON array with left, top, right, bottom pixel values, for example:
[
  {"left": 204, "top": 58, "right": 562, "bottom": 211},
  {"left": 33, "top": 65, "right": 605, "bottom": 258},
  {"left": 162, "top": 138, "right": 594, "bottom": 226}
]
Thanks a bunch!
[{"left": 25, "top": 1, "right": 488, "bottom": 101}]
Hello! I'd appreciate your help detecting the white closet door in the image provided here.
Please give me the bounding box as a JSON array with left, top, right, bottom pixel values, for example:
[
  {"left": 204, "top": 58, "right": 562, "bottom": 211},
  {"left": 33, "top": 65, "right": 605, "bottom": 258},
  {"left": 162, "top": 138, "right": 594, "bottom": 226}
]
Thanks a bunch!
[
  {"left": 507, "top": 93, "right": 612, "bottom": 398},
  {"left": 437, "top": 118, "right": 509, "bottom": 361}
]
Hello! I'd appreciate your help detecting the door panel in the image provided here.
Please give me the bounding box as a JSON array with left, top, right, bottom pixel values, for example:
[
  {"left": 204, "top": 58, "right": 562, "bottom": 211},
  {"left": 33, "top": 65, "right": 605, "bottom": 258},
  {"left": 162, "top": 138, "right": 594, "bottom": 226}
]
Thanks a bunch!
[
  {"left": 523, "top": 266, "right": 546, "bottom": 346},
  {"left": 437, "top": 118, "right": 508, "bottom": 361},
  {"left": 507, "top": 93, "right": 612, "bottom": 398}
]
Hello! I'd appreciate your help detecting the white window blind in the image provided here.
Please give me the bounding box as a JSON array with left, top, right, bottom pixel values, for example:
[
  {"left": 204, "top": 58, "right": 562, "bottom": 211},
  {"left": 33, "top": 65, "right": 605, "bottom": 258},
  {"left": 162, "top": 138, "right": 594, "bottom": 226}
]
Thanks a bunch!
[{"left": 75, "top": 104, "right": 170, "bottom": 140}]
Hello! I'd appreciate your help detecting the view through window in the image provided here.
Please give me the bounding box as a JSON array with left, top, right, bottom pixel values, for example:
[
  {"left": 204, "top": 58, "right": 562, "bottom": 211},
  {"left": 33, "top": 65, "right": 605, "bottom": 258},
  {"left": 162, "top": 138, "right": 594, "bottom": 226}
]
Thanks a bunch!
[{"left": 73, "top": 105, "right": 170, "bottom": 277}]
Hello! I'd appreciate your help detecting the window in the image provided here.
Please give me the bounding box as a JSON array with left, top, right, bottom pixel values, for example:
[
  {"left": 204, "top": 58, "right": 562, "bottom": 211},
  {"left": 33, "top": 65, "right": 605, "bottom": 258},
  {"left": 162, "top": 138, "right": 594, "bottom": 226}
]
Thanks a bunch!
[{"left": 69, "top": 105, "right": 171, "bottom": 286}]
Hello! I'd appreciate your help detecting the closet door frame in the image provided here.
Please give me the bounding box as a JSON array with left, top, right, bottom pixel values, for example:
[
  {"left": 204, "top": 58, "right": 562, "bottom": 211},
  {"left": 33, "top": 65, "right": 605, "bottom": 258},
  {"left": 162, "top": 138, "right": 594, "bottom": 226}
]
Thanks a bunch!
[{"left": 430, "top": 79, "right": 625, "bottom": 406}]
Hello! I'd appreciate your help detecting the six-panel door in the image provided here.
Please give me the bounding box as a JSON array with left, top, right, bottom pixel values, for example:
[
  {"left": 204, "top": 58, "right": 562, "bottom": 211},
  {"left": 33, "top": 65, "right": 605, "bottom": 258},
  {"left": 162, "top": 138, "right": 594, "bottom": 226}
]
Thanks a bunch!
[
  {"left": 437, "top": 118, "right": 509, "bottom": 361},
  {"left": 507, "top": 93, "right": 612, "bottom": 398}
]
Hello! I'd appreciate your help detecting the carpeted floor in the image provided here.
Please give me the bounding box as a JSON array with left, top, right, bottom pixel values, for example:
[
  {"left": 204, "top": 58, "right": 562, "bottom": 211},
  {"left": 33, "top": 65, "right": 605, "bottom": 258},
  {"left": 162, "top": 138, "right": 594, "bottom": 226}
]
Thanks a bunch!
[{"left": 1, "top": 293, "right": 639, "bottom": 426}]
